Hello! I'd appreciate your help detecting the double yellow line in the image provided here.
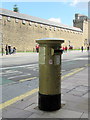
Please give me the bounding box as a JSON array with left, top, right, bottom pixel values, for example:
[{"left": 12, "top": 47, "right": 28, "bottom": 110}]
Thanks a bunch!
[
  {"left": 61, "top": 67, "right": 84, "bottom": 79},
  {"left": 0, "top": 67, "right": 85, "bottom": 109},
  {"left": 0, "top": 88, "right": 39, "bottom": 109},
  {"left": 19, "top": 68, "right": 84, "bottom": 83}
]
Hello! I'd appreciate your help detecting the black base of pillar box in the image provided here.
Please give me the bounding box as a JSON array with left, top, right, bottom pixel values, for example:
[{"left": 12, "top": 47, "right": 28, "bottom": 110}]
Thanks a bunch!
[{"left": 38, "top": 92, "right": 61, "bottom": 111}]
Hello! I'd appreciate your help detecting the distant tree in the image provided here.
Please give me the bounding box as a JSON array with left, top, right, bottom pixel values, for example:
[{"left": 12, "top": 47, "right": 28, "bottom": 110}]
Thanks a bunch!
[{"left": 13, "top": 4, "right": 19, "bottom": 12}]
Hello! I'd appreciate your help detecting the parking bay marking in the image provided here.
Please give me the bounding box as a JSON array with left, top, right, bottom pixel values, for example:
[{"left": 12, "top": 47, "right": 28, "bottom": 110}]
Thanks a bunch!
[
  {"left": 61, "top": 67, "right": 84, "bottom": 79},
  {"left": 8, "top": 74, "right": 31, "bottom": 79},
  {"left": 18, "top": 67, "right": 84, "bottom": 83},
  {"left": 0, "top": 70, "right": 22, "bottom": 76},
  {"left": 0, "top": 64, "right": 38, "bottom": 70},
  {"left": 0, "top": 67, "right": 85, "bottom": 109}
]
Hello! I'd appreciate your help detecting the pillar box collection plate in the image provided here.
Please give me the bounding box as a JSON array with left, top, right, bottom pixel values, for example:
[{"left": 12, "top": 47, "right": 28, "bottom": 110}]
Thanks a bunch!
[{"left": 36, "top": 38, "right": 64, "bottom": 111}]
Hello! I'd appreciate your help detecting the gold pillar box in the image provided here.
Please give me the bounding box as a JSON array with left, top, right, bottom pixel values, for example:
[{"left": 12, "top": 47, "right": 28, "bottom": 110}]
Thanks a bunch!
[{"left": 36, "top": 38, "right": 64, "bottom": 111}]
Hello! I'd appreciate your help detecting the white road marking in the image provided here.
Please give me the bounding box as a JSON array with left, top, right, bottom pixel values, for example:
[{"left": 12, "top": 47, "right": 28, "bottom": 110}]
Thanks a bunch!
[
  {"left": 0, "top": 64, "right": 37, "bottom": 70},
  {"left": 0, "top": 70, "right": 22, "bottom": 76},
  {"left": 8, "top": 74, "right": 31, "bottom": 79},
  {"left": 2, "top": 72, "right": 23, "bottom": 76},
  {"left": 0, "top": 57, "right": 87, "bottom": 70},
  {"left": 74, "top": 58, "right": 88, "bottom": 60},
  {"left": 5, "top": 70, "right": 21, "bottom": 73},
  {"left": 33, "top": 69, "right": 39, "bottom": 71},
  {"left": 63, "top": 57, "right": 88, "bottom": 62},
  {"left": 61, "top": 70, "right": 66, "bottom": 72},
  {"left": 26, "top": 65, "right": 38, "bottom": 69}
]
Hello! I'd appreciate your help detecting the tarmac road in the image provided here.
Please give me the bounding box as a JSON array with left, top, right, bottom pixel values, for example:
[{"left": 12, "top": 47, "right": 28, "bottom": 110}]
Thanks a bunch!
[{"left": 0, "top": 50, "right": 88, "bottom": 104}]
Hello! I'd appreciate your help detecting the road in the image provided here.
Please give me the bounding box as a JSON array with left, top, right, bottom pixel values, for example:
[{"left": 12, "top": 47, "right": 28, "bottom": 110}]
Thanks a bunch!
[{"left": 0, "top": 50, "right": 89, "bottom": 106}]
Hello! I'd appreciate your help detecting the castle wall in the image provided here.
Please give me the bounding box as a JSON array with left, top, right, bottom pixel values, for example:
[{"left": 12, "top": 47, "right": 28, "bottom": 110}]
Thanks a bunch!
[
  {"left": 73, "top": 13, "right": 89, "bottom": 48},
  {"left": 0, "top": 15, "right": 85, "bottom": 52},
  {"left": 73, "top": 20, "right": 83, "bottom": 30}
]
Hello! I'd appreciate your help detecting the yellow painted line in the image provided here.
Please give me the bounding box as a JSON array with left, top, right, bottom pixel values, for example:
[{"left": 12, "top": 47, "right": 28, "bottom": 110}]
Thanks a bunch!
[
  {"left": 0, "top": 67, "right": 85, "bottom": 109},
  {"left": 88, "top": 64, "right": 90, "bottom": 66},
  {"left": 19, "top": 77, "right": 37, "bottom": 82},
  {"left": 19, "top": 68, "right": 84, "bottom": 83},
  {"left": 0, "top": 88, "right": 39, "bottom": 109},
  {"left": 61, "top": 67, "right": 84, "bottom": 79},
  {"left": 85, "top": 64, "right": 90, "bottom": 66}
]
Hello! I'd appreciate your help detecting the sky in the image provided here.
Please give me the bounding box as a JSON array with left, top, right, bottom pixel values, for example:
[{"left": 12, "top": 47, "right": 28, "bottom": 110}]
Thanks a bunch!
[{"left": 1, "top": 1, "right": 89, "bottom": 26}]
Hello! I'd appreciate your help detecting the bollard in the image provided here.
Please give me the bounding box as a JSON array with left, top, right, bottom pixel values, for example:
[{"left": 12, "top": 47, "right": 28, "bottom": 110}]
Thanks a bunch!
[{"left": 36, "top": 38, "right": 64, "bottom": 111}]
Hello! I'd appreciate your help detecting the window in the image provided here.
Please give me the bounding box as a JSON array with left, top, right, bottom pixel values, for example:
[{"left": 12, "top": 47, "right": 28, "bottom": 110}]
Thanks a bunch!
[
  {"left": 58, "top": 28, "right": 60, "bottom": 31},
  {"left": 64, "top": 29, "right": 67, "bottom": 32},
  {"left": 71, "top": 31, "right": 73, "bottom": 33},
  {"left": 40, "top": 24, "right": 43, "bottom": 28},
  {"left": 35, "top": 23, "right": 37, "bottom": 27},
  {"left": 29, "top": 22, "right": 32, "bottom": 26},
  {"left": 15, "top": 19, "right": 18, "bottom": 23},
  {"left": 61, "top": 29, "right": 63, "bottom": 31},
  {"left": 0, "top": 15, "right": 2, "bottom": 20},
  {"left": 49, "top": 26, "right": 52, "bottom": 30},
  {"left": 4, "top": 20, "right": 6, "bottom": 25},
  {"left": 54, "top": 27, "right": 56, "bottom": 31},
  {"left": 22, "top": 20, "right": 25, "bottom": 24},
  {"left": 7, "top": 17, "right": 10, "bottom": 21},
  {"left": 45, "top": 25, "right": 47, "bottom": 30}
]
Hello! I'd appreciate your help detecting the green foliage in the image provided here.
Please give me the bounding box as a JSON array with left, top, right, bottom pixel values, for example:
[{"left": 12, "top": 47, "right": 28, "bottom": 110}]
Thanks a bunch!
[{"left": 13, "top": 4, "right": 19, "bottom": 12}]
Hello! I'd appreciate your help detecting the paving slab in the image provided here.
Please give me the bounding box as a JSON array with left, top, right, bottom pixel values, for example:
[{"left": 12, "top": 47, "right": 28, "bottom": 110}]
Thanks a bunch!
[
  {"left": 2, "top": 107, "right": 33, "bottom": 118},
  {"left": 1, "top": 65, "right": 88, "bottom": 119},
  {"left": 27, "top": 108, "right": 83, "bottom": 118},
  {"left": 62, "top": 100, "right": 88, "bottom": 113},
  {"left": 81, "top": 113, "right": 88, "bottom": 118},
  {"left": 10, "top": 94, "right": 38, "bottom": 110}
]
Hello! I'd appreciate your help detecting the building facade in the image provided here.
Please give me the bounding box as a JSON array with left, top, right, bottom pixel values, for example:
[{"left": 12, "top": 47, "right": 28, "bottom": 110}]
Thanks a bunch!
[{"left": 0, "top": 8, "right": 89, "bottom": 52}]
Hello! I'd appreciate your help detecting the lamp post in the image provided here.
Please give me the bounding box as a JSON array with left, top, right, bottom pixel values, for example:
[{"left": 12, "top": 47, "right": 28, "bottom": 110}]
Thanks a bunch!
[
  {"left": 1, "top": 33, "right": 3, "bottom": 56},
  {"left": 68, "top": 40, "right": 70, "bottom": 48},
  {"left": 1, "top": 44, "right": 3, "bottom": 56}
]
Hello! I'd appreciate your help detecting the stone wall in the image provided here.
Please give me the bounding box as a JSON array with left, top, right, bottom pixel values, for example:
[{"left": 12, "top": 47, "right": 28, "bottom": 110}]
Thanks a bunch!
[{"left": 0, "top": 13, "right": 88, "bottom": 52}]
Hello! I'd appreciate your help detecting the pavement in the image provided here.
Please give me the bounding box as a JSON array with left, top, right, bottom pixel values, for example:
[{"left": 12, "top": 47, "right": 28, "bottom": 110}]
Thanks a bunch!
[
  {"left": 0, "top": 52, "right": 37, "bottom": 58},
  {"left": 0, "top": 50, "right": 88, "bottom": 58},
  {"left": 0, "top": 50, "right": 89, "bottom": 119}
]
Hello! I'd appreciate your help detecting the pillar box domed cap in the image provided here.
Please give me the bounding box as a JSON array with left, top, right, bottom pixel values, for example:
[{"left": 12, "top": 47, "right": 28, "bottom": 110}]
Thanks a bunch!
[{"left": 36, "top": 38, "right": 64, "bottom": 45}]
